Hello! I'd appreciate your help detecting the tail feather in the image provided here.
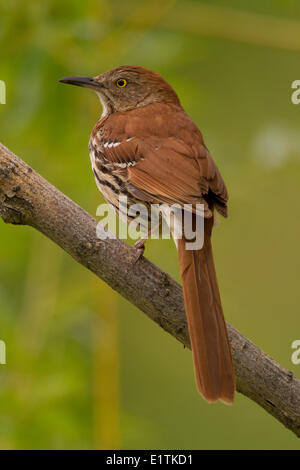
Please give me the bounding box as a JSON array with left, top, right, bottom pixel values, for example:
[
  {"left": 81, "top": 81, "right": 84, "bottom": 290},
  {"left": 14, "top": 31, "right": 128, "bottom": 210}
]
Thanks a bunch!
[{"left": 177, "top": 217, "right": 235, "bottom": 403}]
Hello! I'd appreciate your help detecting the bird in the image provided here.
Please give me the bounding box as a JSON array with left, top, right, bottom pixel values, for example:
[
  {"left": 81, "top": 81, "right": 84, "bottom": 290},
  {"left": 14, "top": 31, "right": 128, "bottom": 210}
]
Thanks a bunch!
[{"left": 59, "top": 65, "right": 235, "bottom": 404}]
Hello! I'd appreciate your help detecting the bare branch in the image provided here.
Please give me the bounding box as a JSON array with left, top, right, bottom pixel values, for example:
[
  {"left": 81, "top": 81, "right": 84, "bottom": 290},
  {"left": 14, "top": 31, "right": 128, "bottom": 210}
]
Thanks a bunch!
[{"left": 0, "top": 142, "right": 299, "bottom": 437}]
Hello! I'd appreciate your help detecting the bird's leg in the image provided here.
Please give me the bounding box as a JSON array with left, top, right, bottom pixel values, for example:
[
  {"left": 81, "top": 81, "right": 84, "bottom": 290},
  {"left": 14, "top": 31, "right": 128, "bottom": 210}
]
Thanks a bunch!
[
  {"left": 132, "top": 219, "right": 162, "bottom": 263},
  {"left": 133, "top": 234, "right": 148, "bottom": 263}
]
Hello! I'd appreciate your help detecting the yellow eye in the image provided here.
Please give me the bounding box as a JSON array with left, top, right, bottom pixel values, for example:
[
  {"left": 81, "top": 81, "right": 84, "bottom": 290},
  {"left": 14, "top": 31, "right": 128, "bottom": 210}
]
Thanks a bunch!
[{"left": 116, "top": 78, "right": 127, "bottom": 88}]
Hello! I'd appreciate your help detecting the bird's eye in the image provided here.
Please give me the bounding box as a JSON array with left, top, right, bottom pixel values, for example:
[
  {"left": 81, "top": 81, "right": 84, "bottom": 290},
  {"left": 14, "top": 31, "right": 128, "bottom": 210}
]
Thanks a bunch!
[{"left": 116, "top": 78, "right": 127, "bottom": 88}]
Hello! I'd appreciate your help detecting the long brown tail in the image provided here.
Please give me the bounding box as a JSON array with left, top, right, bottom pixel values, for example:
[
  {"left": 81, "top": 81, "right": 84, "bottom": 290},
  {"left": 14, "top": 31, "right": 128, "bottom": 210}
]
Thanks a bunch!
[{"left": 177, "top": 217, "right": 235, "bottom": 404}]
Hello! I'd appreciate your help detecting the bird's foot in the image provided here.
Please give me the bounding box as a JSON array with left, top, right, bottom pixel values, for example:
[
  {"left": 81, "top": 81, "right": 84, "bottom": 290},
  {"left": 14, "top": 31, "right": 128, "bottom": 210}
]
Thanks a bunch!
[{"left": 132, "top": 237, "right": 147, "bottom": 263}]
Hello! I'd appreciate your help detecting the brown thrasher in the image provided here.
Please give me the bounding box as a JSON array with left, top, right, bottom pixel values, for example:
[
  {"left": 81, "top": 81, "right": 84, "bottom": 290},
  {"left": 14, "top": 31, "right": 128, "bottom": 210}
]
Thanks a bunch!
[{"left": 60, "top": 66, "right": 235, "bottom": 403}]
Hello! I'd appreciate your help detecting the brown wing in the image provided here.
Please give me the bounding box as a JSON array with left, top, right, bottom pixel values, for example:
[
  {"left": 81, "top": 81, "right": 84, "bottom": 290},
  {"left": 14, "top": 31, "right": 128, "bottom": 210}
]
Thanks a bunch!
[{"left": 96, "top": 103, "right": 228, "bottom": 218}]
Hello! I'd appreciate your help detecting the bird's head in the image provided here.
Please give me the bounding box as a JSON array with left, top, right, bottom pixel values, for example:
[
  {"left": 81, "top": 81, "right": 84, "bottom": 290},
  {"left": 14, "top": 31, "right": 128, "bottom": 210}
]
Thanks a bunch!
[{"left": 59, "top": 65, "right": 181, "bottom": 115}]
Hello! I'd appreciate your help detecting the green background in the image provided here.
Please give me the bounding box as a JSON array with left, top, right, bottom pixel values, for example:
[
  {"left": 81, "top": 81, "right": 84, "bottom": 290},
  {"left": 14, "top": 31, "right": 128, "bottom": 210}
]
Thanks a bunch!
[{"left": 0, "top": 0, "right": 300, "bottom": 449}]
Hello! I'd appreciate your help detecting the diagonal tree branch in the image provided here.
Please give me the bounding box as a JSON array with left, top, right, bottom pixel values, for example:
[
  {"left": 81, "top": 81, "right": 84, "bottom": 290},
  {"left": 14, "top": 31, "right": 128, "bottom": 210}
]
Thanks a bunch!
[{"left": 0, "top": 142, "right": 299, "bottom": 437}]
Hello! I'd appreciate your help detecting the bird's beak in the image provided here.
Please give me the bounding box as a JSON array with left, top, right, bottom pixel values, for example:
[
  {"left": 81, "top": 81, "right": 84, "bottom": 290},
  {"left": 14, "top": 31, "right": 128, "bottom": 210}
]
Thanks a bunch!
[{"left": 59, "top": 76, "right": 103, "bottom": 91}]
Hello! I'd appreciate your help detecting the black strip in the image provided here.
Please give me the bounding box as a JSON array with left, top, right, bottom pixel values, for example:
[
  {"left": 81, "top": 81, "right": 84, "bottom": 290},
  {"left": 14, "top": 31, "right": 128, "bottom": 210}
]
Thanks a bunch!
[{"left": 93, "top": 169, "right": 120, "bottom": 193}]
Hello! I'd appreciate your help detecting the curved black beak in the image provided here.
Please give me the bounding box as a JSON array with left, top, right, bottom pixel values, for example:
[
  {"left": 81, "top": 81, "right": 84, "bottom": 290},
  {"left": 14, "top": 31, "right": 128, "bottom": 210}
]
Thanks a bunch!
[{"left": 59, "top": 76, "right": 103, "bottom": 90}]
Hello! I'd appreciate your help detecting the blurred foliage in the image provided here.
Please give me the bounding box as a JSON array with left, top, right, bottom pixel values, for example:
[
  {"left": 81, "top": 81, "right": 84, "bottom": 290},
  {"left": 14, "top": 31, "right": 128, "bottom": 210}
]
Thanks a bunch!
[{"left": 0, "top": 0, "right": 300, "bottom": 449}]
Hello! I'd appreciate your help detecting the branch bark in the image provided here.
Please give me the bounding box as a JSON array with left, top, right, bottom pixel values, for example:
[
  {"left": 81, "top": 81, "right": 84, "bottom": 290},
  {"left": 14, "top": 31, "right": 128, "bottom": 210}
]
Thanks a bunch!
[{"left": 0, "top": 142, "right": 299, "bottom": 437}]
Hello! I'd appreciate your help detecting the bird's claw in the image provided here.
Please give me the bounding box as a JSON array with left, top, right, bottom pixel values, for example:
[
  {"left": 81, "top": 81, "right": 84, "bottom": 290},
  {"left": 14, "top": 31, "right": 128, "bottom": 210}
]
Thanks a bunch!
[{"left": 132, "top": 238, "right": 146, "bottom": 263}]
